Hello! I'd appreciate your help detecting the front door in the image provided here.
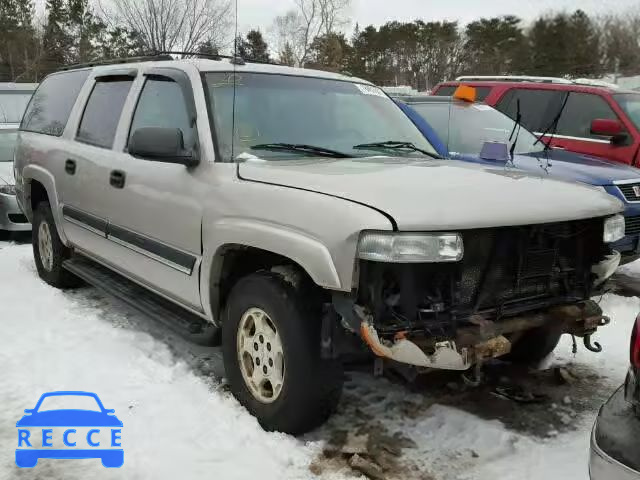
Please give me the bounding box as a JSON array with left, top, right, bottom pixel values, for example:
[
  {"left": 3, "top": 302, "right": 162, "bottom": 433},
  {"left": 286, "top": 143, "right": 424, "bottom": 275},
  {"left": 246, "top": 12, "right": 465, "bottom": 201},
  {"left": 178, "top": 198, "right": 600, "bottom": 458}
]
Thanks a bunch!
[{"left": 98, "top": 69, "right": 204, "bottom": 311}]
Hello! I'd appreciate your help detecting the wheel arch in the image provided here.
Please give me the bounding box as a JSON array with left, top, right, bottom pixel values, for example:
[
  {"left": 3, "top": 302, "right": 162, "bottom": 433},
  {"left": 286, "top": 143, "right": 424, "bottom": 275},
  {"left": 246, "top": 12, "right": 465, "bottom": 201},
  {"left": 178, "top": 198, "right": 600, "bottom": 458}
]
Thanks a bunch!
[
  {"left": 201, "top": 221, "right": 344, "bottom": 323},
  {"left": 22, "top": 165, "right": 69, "bottom": 245}
]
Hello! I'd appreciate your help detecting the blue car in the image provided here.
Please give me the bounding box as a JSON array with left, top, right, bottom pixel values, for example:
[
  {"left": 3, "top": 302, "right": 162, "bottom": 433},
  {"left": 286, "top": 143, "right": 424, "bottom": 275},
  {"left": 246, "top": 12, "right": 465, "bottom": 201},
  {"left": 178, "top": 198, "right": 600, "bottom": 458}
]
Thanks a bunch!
[
  {"left": 16, "top": 391, "right": 123, "bottom": 468},
  {"left": 396, "top": 96, "right": 640, "bottom": 264}
]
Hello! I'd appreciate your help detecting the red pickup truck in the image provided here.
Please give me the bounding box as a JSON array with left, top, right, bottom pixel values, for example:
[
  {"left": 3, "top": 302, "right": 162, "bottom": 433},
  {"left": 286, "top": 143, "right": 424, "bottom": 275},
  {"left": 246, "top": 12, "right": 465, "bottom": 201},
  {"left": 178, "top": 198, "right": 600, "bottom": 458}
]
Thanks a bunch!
[{"left": 432, "top": 76, "right": 640, "bottom": 166}]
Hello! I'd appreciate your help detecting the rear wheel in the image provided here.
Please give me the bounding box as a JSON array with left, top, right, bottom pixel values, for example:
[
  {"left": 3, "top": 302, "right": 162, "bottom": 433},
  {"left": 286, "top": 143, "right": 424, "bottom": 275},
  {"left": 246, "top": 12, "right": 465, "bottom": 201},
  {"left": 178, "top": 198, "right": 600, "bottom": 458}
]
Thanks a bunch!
[
  {"left": 506, "top": 326, "right": 563, "bottom": 364},
  {"left": 32, "top": 202, "right": 80, "bottom": 288},
  {"left": 222, "top": 271, "right": 343, "bottom": 434}
]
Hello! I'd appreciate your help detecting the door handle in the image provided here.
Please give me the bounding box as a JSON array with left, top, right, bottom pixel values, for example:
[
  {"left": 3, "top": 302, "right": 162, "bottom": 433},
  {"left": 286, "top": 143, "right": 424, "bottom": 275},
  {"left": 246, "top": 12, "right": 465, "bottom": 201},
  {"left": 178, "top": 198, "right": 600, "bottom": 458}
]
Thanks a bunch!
[
  {"left": 65, "top": 159, "right": 76, "bottom": 175},
  {"left": 109, "top": 170, "right": 126, "bottom": 189}
]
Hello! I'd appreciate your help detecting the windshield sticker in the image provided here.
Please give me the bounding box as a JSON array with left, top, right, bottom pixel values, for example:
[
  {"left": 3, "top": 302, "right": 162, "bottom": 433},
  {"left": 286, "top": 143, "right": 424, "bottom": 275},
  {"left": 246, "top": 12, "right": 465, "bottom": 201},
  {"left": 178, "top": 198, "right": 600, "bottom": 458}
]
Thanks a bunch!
[
  {"left": 355, "top": 84, "right": 386, "bottom": 97},
  {"left": 473, "top": 104, "right": 493, "bottom": 111}
]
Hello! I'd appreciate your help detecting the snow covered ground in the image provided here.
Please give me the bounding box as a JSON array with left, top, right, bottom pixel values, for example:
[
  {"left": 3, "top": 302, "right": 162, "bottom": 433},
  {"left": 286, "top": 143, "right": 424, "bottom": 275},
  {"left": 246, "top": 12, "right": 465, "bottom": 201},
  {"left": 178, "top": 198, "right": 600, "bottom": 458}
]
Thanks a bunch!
[{"left": 1, "top": 239, "right": 639, "bottom": 480}]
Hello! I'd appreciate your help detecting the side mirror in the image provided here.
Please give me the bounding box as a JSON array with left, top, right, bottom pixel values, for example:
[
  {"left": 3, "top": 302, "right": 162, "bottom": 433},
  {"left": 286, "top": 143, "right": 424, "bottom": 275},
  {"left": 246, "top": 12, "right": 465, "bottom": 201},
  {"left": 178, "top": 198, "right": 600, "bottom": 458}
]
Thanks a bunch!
[
  {"left": 23, "top": 409, "right": 34, "bottom": 414},
  {"left": 104, "top": 409, "right": 115, "bottom": 415},
  {"left": 591, "top": 119, "right": 628, "bottom": 144},
  {"left": 129, "top": 127, "right": 199, "bottom": 167}
]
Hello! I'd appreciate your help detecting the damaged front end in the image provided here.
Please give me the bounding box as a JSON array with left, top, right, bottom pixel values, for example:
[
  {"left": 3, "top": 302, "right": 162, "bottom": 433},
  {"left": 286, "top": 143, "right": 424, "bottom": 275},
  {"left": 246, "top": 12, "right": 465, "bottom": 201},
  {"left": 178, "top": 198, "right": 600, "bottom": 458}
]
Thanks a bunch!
[{"left": 328, "top": 217, "right": 620, "bottom": 371}]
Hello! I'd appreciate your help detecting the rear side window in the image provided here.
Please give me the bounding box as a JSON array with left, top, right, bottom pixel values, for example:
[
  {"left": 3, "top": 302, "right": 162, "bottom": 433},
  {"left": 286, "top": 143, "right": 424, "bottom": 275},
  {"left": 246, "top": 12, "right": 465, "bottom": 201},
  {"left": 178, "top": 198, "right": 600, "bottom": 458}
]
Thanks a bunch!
[
  {"left": 495, "top": 88, "right": 563, "bottom": 132},
  {"left": 128, "top": 77, "right": 194, "bottom": 150},
  {"left": 21, "top": 70, "right": 89, "bottom": 136},
  {"left": 77, "top": 78, "right": 133, "bottom": 148},
  {"left": 433, "top": 85, "right": 491, "bottom": 101},
  {"left": 556, "top": 93, "right": 620, "bottom": 139}
]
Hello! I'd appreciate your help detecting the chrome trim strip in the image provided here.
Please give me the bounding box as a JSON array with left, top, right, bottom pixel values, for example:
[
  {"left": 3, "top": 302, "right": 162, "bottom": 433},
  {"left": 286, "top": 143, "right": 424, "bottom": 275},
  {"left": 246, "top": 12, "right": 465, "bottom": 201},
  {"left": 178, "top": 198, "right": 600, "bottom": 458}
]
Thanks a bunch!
[
  {"left": 614, "top": 178, "right": 640, "bottom": 186},
  {"left": 74, "top": 249, "right": 207, "bottom": 317},
  {"left": 108, "top": 234, "right": 193, "bottom": 275},
  {"left": 534, "top": 132, "right": 611, "bottom": 144},
  {"left": 63, "top": 215, "right": 105, "bottom": 237},
  {"left": 590, "top": 420, "right": 640, "bottom": 480}
]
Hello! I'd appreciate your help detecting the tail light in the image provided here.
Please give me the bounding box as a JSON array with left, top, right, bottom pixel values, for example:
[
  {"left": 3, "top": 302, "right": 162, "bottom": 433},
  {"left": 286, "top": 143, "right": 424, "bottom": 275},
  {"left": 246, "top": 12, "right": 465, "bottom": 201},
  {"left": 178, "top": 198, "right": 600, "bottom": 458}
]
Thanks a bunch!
[{"left": 631, "top": 314, "right": 640, "bottom": 369}]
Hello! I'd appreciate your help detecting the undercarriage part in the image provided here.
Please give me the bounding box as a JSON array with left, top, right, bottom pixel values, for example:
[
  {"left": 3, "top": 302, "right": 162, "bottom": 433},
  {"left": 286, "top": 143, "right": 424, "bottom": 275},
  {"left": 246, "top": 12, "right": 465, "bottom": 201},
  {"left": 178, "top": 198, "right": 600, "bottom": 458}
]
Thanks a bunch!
[{"left": 461, "top": 358, "right": 484, "bottom": 387}]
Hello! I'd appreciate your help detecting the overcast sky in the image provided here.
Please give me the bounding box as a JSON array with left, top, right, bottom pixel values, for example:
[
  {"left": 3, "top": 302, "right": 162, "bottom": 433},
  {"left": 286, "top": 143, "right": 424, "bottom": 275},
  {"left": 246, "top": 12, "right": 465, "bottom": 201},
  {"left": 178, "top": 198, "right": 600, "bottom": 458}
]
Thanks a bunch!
[{"left": 237, "top": 0, "right": 638, "bottom": 35}]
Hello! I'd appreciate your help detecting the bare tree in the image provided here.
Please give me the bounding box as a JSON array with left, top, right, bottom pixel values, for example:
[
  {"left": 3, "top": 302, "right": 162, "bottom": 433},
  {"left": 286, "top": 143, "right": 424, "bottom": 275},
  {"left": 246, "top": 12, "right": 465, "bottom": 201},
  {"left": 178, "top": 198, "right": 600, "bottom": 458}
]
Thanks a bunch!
[
  {"left": 100, "top": 0, "right": 233, "bottom": 54},
  {"left": 271, "top": 0, "right": 350, "bottom": 67}
]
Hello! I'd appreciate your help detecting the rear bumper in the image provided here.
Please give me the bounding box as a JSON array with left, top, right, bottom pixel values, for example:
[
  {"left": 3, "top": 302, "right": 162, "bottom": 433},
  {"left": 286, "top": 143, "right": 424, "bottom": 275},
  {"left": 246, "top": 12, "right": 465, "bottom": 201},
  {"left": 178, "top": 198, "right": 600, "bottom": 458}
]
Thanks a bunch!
[
  {"left": 590, "top": 385, "right": 640, "bottom": 479},
  {"left": 0, "top": 192, "right": 30, "bottom": 231}
]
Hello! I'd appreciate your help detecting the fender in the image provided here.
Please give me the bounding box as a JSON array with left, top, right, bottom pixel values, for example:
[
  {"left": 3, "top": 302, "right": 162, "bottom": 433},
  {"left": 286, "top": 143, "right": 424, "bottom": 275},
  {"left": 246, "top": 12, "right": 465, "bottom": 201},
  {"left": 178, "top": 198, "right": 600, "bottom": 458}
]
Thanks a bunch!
[
  {"left": 200, "top": 217, "right": 343, "bottom": 322},
  {"left": 22, "top": 164, "right": 69, "bottom": 245}
]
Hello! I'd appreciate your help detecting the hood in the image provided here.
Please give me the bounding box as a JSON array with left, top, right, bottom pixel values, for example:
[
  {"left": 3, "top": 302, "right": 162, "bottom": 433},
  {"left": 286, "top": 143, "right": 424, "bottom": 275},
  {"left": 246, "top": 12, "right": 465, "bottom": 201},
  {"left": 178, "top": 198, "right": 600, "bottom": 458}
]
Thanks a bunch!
[
  {"left": 238, "top": 157, "right": 623, "bottom": 230},
  {"left": 0, "top": 161, "right": 14, "bottom": 185},
  {"left": 455, "top": 149, "right": 640, "bottom": 186}
]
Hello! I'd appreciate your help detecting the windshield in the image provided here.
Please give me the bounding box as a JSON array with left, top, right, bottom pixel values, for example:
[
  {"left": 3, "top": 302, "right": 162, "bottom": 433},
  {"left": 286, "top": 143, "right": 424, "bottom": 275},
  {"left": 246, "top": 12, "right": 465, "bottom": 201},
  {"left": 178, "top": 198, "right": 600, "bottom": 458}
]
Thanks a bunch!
[
  {"left": 37, "top": 394, "right": 102, "bottom": 412},
  {"left": 409, "top": 101, "right": 545, "bottom": 157},
  {"left": 0, "top": 131, "right": 17, "bottom": 162},
  {"left": 205, "top": 73, "right": 437, "bottom": 161},
  {"left": 614, "top": 93, "right": 640, "bottom": 130},
  {"left": 0, "top": 91, "right": 33, "bottom": 124}
]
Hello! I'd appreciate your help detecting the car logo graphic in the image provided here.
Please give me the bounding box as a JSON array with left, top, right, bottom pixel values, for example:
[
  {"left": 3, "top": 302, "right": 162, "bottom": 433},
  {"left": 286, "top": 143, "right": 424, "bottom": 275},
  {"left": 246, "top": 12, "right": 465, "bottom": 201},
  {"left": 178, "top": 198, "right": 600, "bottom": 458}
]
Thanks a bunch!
[
  {"left": 633, "top": 185, "right": 640, "bottom": 197},
  {"left": 15, "top": 391, "right": 123, "bottom": 468}
]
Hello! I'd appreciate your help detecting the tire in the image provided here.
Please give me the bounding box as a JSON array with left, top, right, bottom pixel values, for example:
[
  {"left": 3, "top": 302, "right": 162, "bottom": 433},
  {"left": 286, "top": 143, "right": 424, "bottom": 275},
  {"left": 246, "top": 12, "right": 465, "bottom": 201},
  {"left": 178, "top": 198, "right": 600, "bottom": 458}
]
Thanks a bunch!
[
  {"left": 506, "top": 326, "right": 563, "bottom": 364},
  {"left": 32, "top": 202, "right": 80, "bottom": 288},
  {"left": 222, "top": 271, "right": 343, "bottom": 435}
]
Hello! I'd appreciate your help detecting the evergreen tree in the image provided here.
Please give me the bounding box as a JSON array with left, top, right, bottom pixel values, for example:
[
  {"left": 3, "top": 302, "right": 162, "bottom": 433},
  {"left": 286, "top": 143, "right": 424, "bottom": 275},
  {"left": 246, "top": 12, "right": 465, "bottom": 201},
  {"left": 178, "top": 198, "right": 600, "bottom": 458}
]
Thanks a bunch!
[{"left": 244, "top": 30, "right": 270, "bottom": 62}]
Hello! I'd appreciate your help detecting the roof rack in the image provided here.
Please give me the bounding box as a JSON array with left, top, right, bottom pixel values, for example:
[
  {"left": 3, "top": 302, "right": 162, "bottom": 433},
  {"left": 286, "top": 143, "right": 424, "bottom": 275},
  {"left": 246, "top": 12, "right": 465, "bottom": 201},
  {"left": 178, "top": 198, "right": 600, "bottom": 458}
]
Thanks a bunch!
[
  {"left": 58, "top": 51, "right": 281, "bottom": 72},
  {"left": 572, "top": 78, "right": 620, "bottom": 89},
  {"left": 59, "top": 54, "right": 174, "bottom": 71},
  {"left": 456, "top": 75, "right": 573, "bottom": 84}
]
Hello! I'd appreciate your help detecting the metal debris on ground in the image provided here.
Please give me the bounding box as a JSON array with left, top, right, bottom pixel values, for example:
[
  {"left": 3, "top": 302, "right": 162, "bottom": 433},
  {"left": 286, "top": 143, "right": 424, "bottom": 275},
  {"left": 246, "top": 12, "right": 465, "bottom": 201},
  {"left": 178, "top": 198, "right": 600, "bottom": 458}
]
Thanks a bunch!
[
  {"left": 491, "top": 385, "right": 548, "bottom": 404},
  {"left": 349, "top": 453, "right": 386, "bottom": 480}
]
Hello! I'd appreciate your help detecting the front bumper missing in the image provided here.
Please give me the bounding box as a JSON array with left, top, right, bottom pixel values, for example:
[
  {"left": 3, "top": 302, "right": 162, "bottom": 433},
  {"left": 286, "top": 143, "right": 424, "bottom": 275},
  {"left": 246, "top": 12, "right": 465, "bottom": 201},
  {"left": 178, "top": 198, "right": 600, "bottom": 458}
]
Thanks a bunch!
[{"left": 352, "top": 300, "right": 607, "bottom": 370}]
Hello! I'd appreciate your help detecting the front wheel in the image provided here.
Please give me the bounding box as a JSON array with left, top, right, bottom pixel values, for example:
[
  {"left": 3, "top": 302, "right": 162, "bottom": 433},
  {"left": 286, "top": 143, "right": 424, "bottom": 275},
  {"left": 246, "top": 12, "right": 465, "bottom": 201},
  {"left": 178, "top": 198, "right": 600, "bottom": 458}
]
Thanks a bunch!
[
  {"left": 222, "top": 271, "right": 343, "bottom": 434},
  {"left": 32, "top": 202, "right": 80, "bottom": 288}
]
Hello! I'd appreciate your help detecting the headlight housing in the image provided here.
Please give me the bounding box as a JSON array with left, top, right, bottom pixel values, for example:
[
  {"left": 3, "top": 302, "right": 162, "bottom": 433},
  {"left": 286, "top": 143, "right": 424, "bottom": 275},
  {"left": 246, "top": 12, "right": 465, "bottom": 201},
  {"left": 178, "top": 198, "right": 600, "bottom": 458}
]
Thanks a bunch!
[
  {"left": 357, "top": 232, "right": 464, "bottom": 263},
  {"left": 603, "top": 214, "right": 625, "bottom": 243},
  {"left": 0, "top": 184, "right": 16, "bottom": 195}
]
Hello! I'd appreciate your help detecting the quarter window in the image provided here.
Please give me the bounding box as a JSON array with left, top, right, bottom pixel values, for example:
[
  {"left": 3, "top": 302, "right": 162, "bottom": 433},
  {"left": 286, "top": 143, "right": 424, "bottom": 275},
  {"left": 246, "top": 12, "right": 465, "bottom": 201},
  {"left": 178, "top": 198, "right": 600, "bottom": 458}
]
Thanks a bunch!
[
  {"left": 21, "top": 69, "right": 90, "bottom": 136},
  {"left": 556, "top": 93, "right": 620, "bottom": 139},
  {"left": 128, "top": 77, "right": 194, "bottom": 151},
  {"left": 77, "top": 78, "right": 133, "bottom": 149}
]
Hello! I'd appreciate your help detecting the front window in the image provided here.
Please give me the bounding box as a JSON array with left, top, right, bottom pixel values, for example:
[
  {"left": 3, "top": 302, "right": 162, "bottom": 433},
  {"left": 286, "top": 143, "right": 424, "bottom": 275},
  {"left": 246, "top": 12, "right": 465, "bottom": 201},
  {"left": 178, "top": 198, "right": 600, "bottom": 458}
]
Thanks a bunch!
[
  {"left": 0, "top": 130, "right": 17, "bottom": 162},
  {"left": 36, "top": 394, "right": 102, "bottom": 412},
  {"left": 0, "top": 91, "right": 32, "bottom": 124},
  {"left": 614, "top": 93, "right": 640, "bottom": 130},
  {"left": 410, "top": 101, "right": 545, "bottom": 156},
  {"left": 205, "top": 72, "right": 437, "bottom": 161}
]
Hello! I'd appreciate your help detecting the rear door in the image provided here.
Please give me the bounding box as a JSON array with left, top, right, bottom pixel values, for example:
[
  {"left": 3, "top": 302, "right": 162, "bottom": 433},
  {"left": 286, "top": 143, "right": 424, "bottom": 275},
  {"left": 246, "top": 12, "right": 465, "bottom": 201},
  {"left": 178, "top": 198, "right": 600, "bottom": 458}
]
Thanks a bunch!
[
  {"left": 59, "top": 71, "right": 136, "bottom": 254},
  {"left": 550, "top": 92, "right": 636, "bottom": 165}
]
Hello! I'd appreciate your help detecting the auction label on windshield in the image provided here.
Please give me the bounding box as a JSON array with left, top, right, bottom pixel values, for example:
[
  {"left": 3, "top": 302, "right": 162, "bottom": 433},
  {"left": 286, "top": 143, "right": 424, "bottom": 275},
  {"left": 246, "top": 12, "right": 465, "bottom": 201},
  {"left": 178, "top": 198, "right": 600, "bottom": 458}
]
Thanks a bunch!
[{"left": 355, "top": 84, "right": 386, "bottom": 97}]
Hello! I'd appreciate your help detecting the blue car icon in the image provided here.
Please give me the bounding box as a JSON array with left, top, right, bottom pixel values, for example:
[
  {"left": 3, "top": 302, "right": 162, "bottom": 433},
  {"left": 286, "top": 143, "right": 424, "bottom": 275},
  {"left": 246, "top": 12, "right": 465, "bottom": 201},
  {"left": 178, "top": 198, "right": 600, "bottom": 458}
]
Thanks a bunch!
[{"left": 16, "top": 391, "right": 123, "bottom": 468}]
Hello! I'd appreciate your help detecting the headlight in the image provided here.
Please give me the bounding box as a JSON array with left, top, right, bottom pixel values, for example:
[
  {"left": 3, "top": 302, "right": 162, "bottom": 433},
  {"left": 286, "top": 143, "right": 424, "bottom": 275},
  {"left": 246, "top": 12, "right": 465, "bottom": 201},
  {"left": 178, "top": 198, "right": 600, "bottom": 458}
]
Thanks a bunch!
[
  {"left": 603, "top": 214, "right": 625, "bottom": 243},
  {"left": 0, "top": 184, "right": 16, "bottom": 195},
  {"left": 358, "top": 232, "right": 463, "bottom": 263}
]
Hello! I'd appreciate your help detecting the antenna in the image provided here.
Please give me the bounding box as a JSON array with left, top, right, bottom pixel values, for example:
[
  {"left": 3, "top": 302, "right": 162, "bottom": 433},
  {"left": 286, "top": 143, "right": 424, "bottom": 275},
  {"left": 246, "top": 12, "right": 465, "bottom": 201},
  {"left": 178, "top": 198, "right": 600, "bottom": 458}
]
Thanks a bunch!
[{"left": 231, "top": 0, "right": 239, "bottom": 161}]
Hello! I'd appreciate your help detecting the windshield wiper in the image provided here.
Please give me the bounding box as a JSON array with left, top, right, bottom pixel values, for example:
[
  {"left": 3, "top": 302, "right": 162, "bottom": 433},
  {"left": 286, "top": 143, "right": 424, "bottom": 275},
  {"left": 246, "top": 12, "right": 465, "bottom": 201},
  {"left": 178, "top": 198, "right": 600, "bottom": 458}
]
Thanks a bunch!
[
  {"left": 534, "top": 92, "right": 570, "bottom": 151},
  {"left": 353, "top": 141, "right": 440, "bottom": 159},
  {"left": 250, "top": 143, "right": 352, "bottom": 158},
  {"left": 508, "top": 98, "right": 522, "bottom": 162}
]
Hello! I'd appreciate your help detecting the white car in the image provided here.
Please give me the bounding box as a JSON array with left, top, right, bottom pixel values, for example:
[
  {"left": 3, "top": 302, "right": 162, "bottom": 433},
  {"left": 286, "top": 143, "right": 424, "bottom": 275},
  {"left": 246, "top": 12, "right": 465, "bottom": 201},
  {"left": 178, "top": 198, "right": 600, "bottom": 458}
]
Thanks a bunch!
[{"left": 0, "top": 83, "right": 37, "bottom": 234}]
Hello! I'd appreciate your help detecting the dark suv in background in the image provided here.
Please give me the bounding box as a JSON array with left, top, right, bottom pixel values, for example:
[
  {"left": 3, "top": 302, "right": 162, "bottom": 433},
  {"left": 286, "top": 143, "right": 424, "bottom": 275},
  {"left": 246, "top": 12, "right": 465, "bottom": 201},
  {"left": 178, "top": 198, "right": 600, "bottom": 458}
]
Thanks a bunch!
[{"left": 432, "top": 76, "right": 640, "bottom": 167}]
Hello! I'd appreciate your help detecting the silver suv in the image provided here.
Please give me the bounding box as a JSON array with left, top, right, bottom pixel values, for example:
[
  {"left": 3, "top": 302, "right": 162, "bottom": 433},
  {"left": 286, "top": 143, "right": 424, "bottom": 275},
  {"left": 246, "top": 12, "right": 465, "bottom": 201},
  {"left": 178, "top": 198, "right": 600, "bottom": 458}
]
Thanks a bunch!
[{"left": 14, "top": 56, "right": 625, "bottom": 434}]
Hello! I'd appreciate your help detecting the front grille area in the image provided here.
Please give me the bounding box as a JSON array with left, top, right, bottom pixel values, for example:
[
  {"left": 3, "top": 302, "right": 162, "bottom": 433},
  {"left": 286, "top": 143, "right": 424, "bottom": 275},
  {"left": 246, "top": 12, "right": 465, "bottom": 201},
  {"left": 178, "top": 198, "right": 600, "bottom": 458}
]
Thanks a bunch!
[
  {"left": 359, "top": 218, "right": 606, "bottom": 335},
  {"left": 8, "top": 213, "right": 28, "bottom": 224},
  {"left": 626, "top": 215, "right": 640, "bottom": 235},
  {"left": 617, "top": 183, "right": 640, "bottom": 202}
]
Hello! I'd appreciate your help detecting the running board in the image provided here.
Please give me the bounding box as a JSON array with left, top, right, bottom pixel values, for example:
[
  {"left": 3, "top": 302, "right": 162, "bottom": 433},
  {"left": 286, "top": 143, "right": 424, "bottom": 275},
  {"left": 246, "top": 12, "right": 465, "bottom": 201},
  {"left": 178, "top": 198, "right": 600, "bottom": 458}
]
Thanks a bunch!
[{"left": 63, "top": 256, "right": 220, "bottom": 346}]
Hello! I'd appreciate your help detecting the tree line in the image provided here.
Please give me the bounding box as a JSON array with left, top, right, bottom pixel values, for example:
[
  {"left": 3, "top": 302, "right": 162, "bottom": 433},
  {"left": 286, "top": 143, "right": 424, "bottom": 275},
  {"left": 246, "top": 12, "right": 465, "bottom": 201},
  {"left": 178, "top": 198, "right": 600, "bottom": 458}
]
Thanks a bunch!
[{"left": 2, "top": 0, "right": 640, "bottom": 89}]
